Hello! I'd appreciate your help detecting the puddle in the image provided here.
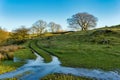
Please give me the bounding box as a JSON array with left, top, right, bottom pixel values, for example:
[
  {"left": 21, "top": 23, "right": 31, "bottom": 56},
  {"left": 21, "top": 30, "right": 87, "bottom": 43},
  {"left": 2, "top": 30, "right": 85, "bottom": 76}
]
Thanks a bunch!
[{"left": 0, "top": 52, "right": 120, "bottom": 80}]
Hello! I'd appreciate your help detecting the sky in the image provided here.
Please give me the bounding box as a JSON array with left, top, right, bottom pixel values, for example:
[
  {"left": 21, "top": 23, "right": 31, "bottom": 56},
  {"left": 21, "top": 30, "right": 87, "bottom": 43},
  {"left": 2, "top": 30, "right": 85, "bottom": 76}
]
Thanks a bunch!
[{"left": 0, "top": 0, "right": 120, "bottom": 31}]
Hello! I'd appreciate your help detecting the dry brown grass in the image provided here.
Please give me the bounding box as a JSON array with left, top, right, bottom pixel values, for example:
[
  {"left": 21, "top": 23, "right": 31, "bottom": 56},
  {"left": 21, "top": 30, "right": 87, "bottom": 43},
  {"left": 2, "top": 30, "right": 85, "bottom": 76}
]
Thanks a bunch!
[{"left": 0, "top": 45, "right": 24, "bottom": 60}]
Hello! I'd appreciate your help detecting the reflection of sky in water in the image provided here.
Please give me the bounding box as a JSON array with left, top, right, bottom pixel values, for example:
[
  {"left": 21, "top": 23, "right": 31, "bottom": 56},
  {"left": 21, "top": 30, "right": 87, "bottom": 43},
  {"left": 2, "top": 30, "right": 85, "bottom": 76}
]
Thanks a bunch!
[{"left": 0, "top": 52, "right": 120, "bottom": 80}]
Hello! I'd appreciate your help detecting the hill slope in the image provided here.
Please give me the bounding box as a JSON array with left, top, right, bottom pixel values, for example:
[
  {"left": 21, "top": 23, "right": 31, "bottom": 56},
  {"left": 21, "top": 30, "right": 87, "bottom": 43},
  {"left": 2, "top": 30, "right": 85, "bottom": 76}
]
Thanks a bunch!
[{"left": 37, "top": 25, "right": 120, "bottom": 70}]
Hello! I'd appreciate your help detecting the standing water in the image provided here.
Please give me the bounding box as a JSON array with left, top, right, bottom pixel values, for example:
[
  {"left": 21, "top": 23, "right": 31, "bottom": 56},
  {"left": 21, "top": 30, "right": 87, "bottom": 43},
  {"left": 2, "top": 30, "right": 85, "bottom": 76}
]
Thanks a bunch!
[{"left": 0, "top": 52, "right": 120, "bottom": 80}]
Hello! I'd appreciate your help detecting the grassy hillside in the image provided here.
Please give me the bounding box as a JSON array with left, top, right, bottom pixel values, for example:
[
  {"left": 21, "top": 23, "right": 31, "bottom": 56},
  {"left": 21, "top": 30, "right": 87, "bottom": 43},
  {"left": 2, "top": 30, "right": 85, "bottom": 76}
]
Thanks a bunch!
[
  {"left": 0, "top": 25, "right": 119, "bottom": 79},
  {"left": 37, "top": 25, "right": 120, "bottom": 70}
]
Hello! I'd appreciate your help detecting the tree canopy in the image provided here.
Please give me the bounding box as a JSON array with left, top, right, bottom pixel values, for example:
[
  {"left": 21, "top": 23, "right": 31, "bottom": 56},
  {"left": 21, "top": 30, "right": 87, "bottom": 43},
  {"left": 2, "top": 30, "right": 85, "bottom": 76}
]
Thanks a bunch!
[
  {"left": 11, "top": 26, "right": 30, "bottom": 41},
  {"left": 48, "top": 22, "right": 62, "bottom": 33},
  {"left": 32, "top": 20, "right": 47, "bottom": 36},
  {"left": 67, "top": 12, "right": 98, "bottom": 31}
]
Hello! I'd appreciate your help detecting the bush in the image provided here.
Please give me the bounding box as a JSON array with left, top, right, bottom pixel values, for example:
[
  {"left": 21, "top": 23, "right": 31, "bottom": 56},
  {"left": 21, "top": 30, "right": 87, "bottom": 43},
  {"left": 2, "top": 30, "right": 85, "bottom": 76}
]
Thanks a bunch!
[
  {"left": 0, "top": 45, "right": 24, "bottom": 61},
  {"left": 0, "top": 53, "right": 5, "bottom": 60}
]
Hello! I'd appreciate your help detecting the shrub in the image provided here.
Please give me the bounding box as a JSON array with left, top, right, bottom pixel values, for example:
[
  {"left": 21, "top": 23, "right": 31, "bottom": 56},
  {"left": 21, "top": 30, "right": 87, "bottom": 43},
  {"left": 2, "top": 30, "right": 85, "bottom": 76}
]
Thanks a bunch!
[
  {"left": 0, "top": 53, "right": 4, "bottom": 60},
  {"left": 0, "top": 45, "right": 23, "bottom": 61}
]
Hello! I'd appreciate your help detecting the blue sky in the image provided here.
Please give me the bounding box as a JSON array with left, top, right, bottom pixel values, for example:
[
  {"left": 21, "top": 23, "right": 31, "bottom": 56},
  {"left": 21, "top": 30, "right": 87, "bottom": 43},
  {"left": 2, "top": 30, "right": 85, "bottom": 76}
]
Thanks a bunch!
[{"left": 0, "top": 0, "right": 120, "bottom": 31}]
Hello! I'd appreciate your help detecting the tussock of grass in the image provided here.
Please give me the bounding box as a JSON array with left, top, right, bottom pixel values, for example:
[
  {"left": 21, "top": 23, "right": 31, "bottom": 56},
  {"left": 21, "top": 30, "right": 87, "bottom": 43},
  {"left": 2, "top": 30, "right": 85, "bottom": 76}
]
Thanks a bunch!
[
  {"left": 0, "top": 45, "right": 23, "bottom": 60},
  {"left": 41, "top": 73, "right": 92, "bottom": 80}
]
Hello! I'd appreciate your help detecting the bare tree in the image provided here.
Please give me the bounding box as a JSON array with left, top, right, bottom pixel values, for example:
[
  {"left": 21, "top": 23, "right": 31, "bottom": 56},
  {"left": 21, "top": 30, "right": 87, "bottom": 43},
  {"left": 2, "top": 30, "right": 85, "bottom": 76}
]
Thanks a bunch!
[
  {"left": 33, "top": 20, "right": 47, "bottom": 36},
  {"left": 30, "top": 26, "right": 36, "bottom": 35},
  {"left": 11, "top": 26, "right": 30, "bottom": 41},
  {"left": 48, "top": 22, "right": 62, "bottom": 32},
  {"left": 55, "top": 24, "right": 62, "bottom": 32},
  {"left": 67, "top": 12, "right": 98, "bottom": 31}
]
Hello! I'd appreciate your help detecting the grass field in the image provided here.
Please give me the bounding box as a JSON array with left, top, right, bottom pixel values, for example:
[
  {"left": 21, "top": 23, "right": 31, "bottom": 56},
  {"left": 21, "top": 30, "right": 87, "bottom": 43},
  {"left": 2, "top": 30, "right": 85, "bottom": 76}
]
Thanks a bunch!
[
  {"left": 0, "top": 40, "right": 36, "bottom": 74},
  {"left": 37, "top": 26, "right": 120, "bottom": 70}
]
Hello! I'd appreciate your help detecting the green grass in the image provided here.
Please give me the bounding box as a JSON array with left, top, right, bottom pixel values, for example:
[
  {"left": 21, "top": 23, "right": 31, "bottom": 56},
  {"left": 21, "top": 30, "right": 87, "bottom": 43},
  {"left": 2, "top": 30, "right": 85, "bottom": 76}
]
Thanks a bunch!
[
  {"left": 14, "top": 40, "right": 36, "bottom": 59},
  {"left": 0, "top": 40, "right": 36, "bottom": 74},
  {"left": 0, "top": 25, "right": 120, "bottom": 79},
  {"left": 41, "top": 73, "right": 93, "bottom": 80},
  {"left": 29, "top": 39, "right": 52, "bottom": 63},
  {"left": 14, "top": 48, "right": 36, "bottom": 59},
  {"left": 37, "top": 26, "right": 120, "bottom": 70},
  {"left": 0, "top": 60, "right": 24, "bottom": 74}
]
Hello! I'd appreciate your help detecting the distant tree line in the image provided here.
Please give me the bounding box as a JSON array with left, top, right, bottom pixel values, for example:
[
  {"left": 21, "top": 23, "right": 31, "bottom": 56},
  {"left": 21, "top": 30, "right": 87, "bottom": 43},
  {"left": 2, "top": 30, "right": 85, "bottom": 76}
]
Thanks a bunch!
[
  {"left": 0, "top": 12, "right": 98, "bottom": 44},
  {"left": 9, "top": 20, "right": 62, "bottom": 43},
  {"left": 30, "top": 20, "right": 62, "bottom": 36}
]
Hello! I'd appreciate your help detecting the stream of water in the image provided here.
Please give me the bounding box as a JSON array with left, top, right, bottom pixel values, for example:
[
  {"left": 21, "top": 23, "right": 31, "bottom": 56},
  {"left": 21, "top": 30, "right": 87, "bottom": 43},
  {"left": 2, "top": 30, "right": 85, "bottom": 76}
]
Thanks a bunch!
[{"left": 0, "top": 52, "right": 120, "bottom": 80}]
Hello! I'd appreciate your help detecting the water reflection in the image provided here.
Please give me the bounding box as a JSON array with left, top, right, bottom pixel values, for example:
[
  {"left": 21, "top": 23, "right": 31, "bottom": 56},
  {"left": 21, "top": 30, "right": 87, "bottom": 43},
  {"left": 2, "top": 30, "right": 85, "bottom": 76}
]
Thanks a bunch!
[{"left": 0, "top": 52, "right": 120, "bottom": 80}]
